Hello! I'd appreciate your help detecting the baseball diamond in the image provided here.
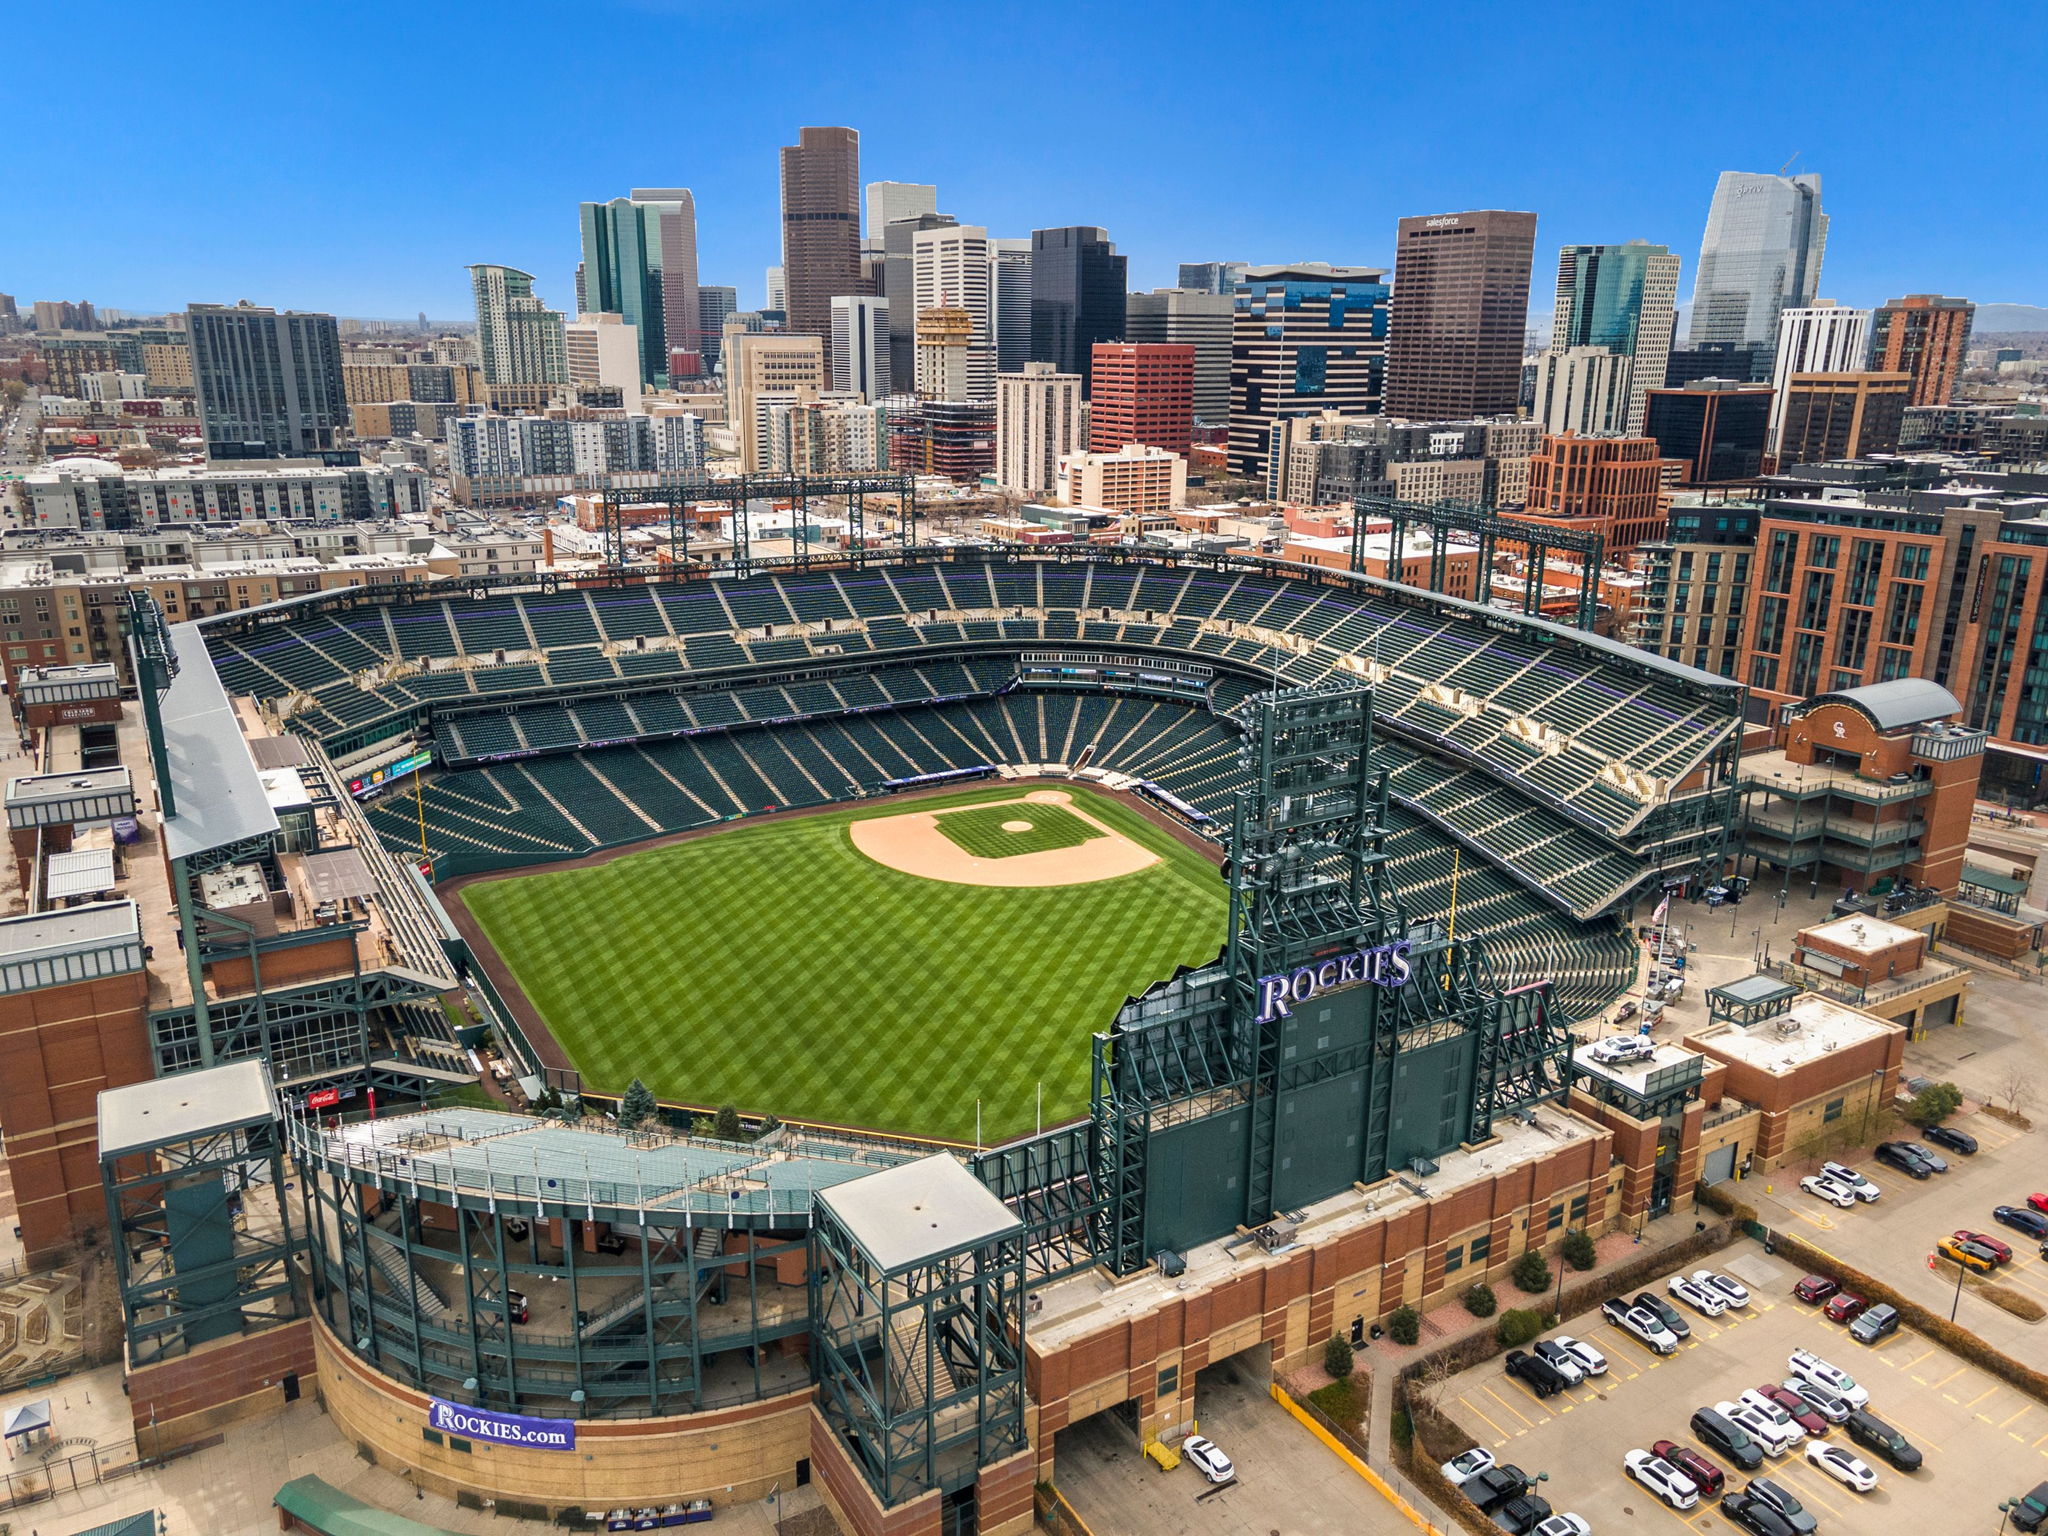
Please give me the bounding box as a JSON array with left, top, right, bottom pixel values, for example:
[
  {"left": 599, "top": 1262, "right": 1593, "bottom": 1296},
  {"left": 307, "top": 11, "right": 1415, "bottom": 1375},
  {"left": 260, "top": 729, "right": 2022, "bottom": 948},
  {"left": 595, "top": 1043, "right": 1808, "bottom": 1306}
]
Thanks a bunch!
[{"left": 458, "top": 784, "right": 1227, "bottom": 1142}]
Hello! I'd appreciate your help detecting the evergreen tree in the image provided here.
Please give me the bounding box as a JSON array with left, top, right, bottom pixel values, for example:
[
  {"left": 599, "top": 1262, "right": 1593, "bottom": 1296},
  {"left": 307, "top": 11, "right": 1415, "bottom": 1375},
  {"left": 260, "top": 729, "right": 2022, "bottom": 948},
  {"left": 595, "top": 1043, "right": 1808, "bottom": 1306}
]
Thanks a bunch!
[{"left": 618, "top": 1077, "right": 657, "bottom": 1128}]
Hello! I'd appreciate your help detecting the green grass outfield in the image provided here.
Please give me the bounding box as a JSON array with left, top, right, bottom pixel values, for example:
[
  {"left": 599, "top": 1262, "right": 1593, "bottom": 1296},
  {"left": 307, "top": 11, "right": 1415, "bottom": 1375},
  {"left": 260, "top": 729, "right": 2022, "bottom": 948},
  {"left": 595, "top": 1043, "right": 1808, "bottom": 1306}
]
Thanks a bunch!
[
  {"left": 932, "top": 799, "right": 1102, "bottom": 859},
  {"left": 459, "top": 785, "right": 1226, "bottom": 1143}
]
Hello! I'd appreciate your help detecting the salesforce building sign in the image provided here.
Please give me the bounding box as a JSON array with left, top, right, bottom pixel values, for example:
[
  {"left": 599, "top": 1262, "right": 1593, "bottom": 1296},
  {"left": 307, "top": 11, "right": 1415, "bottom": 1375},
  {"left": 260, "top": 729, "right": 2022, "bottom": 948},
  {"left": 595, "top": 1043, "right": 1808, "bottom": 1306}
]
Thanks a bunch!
[{"left": 428, "top": 1398, "right": 576, "bottom": 1451}]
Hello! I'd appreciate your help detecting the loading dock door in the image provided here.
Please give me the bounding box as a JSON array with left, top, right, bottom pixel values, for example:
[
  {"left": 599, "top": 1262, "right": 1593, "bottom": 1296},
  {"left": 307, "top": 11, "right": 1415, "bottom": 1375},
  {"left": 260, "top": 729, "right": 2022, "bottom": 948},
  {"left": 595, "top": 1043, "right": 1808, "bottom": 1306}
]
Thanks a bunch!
[{"left": 1702, "top": 1143, "right": 1738, "bottom": 1186}]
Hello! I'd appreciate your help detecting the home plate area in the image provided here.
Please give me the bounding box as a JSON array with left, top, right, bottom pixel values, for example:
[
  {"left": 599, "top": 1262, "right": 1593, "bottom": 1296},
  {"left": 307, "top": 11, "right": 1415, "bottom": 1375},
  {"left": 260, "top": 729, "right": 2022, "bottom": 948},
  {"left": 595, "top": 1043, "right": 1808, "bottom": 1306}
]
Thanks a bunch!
[{"left": 848, "top": 789, "right": 1160, "bottom": 887}]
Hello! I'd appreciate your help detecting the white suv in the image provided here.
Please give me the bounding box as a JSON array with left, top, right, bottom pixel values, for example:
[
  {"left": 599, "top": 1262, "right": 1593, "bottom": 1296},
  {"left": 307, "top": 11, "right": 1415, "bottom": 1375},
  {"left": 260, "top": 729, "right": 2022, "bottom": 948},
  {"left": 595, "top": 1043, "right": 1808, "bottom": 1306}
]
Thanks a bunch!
[
  {"left": 1624, "top": 1448, "right": 1700, "bottom": 1509},
  {"left": 1589, "top": 1034, "right": 1657, "bottom": 1065},
  {"left": 1788, "top": 1349, "right": 1870, "bottom": 1408},
  {"left": 1819, "top": 1161, "right": 1881, "bottom": 1202},
  {"left": 1723, "top": 1395, "right": 1803, "bottom": 1452}
]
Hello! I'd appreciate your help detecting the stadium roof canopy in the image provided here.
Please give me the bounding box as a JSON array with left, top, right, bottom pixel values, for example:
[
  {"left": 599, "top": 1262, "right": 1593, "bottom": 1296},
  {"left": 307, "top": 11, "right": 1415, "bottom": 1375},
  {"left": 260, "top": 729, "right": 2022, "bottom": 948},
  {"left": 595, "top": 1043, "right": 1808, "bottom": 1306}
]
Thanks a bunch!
[
  {"left": 1803, "top": 679, "right": 1962, "bottom": 732},
  {"left": 161, "top": 621, "right": 279, "bottom": 862}
]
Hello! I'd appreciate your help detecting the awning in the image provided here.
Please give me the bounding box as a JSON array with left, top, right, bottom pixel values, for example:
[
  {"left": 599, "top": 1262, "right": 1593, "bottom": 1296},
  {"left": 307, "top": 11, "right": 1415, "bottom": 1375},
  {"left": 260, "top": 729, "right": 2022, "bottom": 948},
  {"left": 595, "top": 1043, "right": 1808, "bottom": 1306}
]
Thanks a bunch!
[
  {"left": 44, "top": 846, "right": 117, "bottom": 901},
  {"left": 301, "top": 848, "right": 377, "bottom": 904},
  {"left": 3, "top": 1399, "right": 49, "bottom": 1438},
  {"left": 275, "top": 1475, "right": 470, "bottom": 1536}
]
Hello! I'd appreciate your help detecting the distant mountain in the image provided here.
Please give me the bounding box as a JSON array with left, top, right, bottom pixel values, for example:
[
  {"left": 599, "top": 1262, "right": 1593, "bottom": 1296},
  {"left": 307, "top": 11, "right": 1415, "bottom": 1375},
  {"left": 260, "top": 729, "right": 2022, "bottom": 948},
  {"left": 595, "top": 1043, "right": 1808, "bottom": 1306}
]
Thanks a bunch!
[{"left": 1974, "top": 304, "right": 2048, "bottom": 332}]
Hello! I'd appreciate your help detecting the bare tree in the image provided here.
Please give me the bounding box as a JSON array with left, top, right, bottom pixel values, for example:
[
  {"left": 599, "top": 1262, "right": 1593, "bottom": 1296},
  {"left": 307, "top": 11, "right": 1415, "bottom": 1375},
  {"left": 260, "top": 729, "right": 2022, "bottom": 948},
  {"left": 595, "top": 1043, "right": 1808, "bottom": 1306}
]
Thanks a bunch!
[
  {"left": 1406, "top": 1355, "right": 1457, "bottom": 1415},
  {"left": 1995, "top": 1064, "right": 2038, "bottom": 1120}
]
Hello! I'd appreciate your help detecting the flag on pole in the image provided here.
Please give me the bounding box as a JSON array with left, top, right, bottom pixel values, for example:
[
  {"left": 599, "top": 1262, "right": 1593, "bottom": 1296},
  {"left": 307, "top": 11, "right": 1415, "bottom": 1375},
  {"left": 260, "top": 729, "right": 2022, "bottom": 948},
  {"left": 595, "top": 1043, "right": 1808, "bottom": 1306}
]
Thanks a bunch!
[{"left": 1651, "top": 893, "right": 1670, "bottom": 927}]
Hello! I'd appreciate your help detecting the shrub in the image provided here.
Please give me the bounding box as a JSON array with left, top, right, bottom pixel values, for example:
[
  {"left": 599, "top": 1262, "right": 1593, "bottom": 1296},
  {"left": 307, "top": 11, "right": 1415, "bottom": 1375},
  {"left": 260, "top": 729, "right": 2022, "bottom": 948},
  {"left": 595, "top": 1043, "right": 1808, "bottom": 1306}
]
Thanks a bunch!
[
  {"left": 1971, "top": 1282, "right": 2048, "bottom": 1322},
  {"left": 617, "top": 1077, "right": 656, "bottom": 1128},
  {"left": 1561, "top": 1229, "right": 1598, "bottom": 1271},
  {"left": 759, "top": 1113, "right": 782, "bottom": 1134},
  {"left": 1902, "top": 1080, "right": 1963, "bottom": 1127},
  {"left": 1390, "top": 1406, "right": 1413, "bottom": 1452},
  {"left": 1511, "top": 1249, "right": 1552, "bottom": 1293},
  {"left": 713, "top": 1102, "right": 743, "bottom": 1140},
  {"left": 1462, "top": 1283, "right": 1498, "bottom": 1318},
  {"left": 1323, "top": 1334, "right": 1355, "bottom": 1380},
  {"left": 1387, "top": 1305, "right": 1421, "bottom": 1346},
  {"left": 1495, "top": 1307, "right": 1544, "bottom": 1347}
]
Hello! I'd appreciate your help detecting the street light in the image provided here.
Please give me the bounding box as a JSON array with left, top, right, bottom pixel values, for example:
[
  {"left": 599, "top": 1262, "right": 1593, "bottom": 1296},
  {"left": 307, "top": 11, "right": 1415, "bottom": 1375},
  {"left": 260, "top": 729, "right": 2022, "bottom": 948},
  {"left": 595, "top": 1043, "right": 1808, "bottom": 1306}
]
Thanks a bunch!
[{"left": 1998, "top": 1497, "right": 2016, "bottom": 1534}]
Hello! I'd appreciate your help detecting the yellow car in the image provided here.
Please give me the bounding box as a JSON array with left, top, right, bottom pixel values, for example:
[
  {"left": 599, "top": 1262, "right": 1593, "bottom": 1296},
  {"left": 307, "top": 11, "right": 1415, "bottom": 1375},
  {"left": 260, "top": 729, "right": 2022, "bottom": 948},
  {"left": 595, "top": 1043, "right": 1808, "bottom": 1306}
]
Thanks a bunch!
[{"left": 1935, "top": 1236, "right": 1997, "bottom": 1273}]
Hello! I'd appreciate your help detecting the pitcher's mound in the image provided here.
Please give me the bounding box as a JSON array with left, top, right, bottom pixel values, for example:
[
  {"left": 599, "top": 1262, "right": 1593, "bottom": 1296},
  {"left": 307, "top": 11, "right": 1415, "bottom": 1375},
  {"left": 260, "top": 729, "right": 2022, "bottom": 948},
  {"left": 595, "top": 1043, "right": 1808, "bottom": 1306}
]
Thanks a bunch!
[{"left": 849, "top": 790, "right": 1158, "bottom": 887}]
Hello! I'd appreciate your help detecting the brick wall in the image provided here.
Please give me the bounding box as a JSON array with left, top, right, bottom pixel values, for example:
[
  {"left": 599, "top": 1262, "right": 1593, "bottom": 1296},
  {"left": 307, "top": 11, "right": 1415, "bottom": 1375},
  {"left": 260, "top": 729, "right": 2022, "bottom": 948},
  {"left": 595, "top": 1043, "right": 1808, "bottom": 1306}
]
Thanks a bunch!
[{"left": 128, "top": 1317, "right": 316, "bottom": 1453}]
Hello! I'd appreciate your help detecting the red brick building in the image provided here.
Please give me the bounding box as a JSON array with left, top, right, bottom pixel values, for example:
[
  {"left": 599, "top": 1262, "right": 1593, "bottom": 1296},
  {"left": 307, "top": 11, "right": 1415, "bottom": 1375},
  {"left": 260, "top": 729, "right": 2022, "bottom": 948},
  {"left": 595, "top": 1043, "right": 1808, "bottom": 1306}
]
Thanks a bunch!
[
  {"left": 1521, "top": 431, "right": 1670, "bottom": 552},
  {"left": 1086, "top": 342, "right": 1194, "bottom": 456},
  {"left": 1870, "top": 294, "right": 1974, "bottom": 407}
]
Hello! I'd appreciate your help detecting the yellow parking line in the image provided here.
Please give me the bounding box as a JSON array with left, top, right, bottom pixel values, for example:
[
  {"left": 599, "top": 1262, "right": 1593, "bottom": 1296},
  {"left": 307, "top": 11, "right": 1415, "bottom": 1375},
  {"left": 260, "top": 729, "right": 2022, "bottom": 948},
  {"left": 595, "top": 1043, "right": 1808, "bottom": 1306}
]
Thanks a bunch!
[
  {"left": 1458, "top": 1396, "right": 1511, "bottom": 1443},
  {"left": 1966, "top": 1386, "right": 2000, "bottom": 1408},
  {"left": 2001, "top": 1406, "right": 2034, "bottom": 1429},
  {"left": 1930, "top": 1366, "right": 1966, "bottom": 1391},
  {"left": 1776, "top": 1460, "right": 1850, "bottom": 1520},
  {"left": 1482, "top": 1384, "right": 1537, "bottom": 1428}
]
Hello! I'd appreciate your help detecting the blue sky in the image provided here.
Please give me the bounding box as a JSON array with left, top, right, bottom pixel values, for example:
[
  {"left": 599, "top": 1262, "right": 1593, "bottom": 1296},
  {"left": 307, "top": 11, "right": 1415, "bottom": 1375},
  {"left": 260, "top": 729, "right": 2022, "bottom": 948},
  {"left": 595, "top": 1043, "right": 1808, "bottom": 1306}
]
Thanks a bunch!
[{"left": 7, "top": 0, "right": 2039, "bottom": 322}]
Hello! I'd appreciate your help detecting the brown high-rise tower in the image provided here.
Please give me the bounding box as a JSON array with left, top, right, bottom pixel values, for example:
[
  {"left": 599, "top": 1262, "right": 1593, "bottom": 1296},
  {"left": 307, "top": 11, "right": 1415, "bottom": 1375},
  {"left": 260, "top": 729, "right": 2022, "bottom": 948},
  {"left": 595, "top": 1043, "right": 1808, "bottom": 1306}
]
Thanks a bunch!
[
  {"left": 779, "top": 126, "right": 864, "bottom": 340},
  {"left": 1385, "top": 209, "right": 1536, "bottom": 421}
]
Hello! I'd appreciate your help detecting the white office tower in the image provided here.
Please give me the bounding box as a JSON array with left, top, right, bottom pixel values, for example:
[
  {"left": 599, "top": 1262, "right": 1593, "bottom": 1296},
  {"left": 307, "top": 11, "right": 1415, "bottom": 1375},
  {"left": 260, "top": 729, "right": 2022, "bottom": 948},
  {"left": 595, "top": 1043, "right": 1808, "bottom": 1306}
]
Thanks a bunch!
[
  {"left": 765, "top": 266, "right": 787, "bottom": 313},
  {"left": 912, "top": 224, "right": 994, "bottom": 399},
  {"left": 564, "top": 313, "right": 643, "bottom": 412},
  {"left": 1769, "top": 303, "right": 1873, "bottom": 448},
  {"left": 996, "top": 362, "right": 1082, "bottom": 497},
  {"left": 864, "top": 182, "right": 937, "bottom": 246},
  {"left": 1532, "top": 347, "right": 1635, "bottom": 436},
  {"left": 830, "top": 295, "right": 892, "bottom": 400}
]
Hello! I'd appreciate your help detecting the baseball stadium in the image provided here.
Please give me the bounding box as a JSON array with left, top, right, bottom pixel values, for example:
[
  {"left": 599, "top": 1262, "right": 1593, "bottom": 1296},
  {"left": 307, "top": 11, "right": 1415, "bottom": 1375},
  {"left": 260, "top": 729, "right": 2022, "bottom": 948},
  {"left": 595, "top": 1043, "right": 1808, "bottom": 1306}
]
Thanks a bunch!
[{"left": 158, "top": 517, "right": 1748, "bottom": 1534}]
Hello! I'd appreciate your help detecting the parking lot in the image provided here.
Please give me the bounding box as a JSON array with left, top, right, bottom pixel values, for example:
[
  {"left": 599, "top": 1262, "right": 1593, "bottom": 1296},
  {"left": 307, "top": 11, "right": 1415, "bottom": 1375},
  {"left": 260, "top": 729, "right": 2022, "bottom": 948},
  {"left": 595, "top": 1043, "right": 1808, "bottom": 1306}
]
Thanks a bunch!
[
  {"left": 1433, "top": 1243, "right": 2048, "bottom": 1531},
  {"left": 1055, "top": 1353, "right": 1413, "bottom": 1535},
  {"left": 1736, "top": 1105, "right": 2048, "bottom": 1353}
]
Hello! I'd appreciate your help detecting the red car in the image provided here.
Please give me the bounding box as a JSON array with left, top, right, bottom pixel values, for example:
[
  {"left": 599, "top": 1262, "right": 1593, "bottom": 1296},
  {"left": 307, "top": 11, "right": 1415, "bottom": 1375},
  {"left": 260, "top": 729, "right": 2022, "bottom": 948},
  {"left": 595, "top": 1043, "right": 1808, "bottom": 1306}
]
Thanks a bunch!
[
  {"left": 1822, "top": 1292, "right": 1867, "bottom": 1323},
  {"left": 1652, "top": 1439, "right": 1725, "bottom": 1498},
  {"left": 1757, "top": 1382, "right": 1830, "bottom": 1437},
  {"left": 2029, "top": 1193, "right": 2048, "bottom": 1214},
  {"left": 1793, "top": 1274, "right": 1839, "bottom": 1304},
  {"left": 1956, "top": 1229, "right": 2013, "bottom": 1264}
]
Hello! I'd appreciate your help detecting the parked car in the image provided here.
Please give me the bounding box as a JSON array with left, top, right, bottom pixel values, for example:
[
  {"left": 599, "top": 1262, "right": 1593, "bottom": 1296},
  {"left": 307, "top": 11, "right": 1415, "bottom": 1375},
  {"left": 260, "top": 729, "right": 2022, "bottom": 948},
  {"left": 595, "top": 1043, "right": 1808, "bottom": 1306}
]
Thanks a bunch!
[
  {"left": 1924, "top": 1124, "right": 1978, "bottom": 1155},
  {"left": 1736, "top": 1389, "right": 1809, "bottom": 1439},
  {"left": 1848, "top": 1303, "right": 1901, "bottom": 1344},
  {"left": 1601, "top": 1296, "right": 1680, "bottom": 1354},
  {"left": 1791, "top": 1275, "right": 1840, "bottom": 1305},
  {"left": 1718, "top": 1490, "right": 1799, "bottom": 1536},
  {"left": 1653, "top": 1437, "right": 1725, "bottom": 1496},
  {"left": 1549, "top": 1335, "right": 1608, "bottom": 1377},
  {"left": 2029, "top": 1192, "right": 2048, "bottom": 1213},
  {"left": 1495, "top": 1493, "right": 1555, "bottom": 1534},
  {"left": 1719, "top": 1399, "right": 1801, "bottom": 1456},
  {"left": 1589, "top": 1033, "right": 1656, "bottom": 1064},
  {"left": 2007, "top": 1480, "right": 2048, "bottom": 1533},
  {"left": 1530, "top": 1517, "right": 1592, "bottom": 1536},
  {"left": 1693, "top": 1269, "right": 1751, "bottom": 1307},
  {"left": 1956, "top": 1229, "right": 2013, "bottom": 1264},
  {"left": 1788, "top": 1349, "right": 1870, "bottom": 1408},
  {"left": 1439, "top": 1447, "right": 1495, "bottom": 1487},
  {"left": 1936, "top": 1236, "right": 1999, "bottom": 1274},
  {"left": 1632, "top": 1290, "right": 1691, "bottom": 1339},
  {"left": 1469, "top": 1464, "right": 1534, "bottom": 1513},
  {"left": 1687, "top": 1407, "right": 1760, "bottom": 1473},
  {"left": 1800, "top": 1174, "right": 1858, "bottom": 1208},
  {"left": 1532, "top": 1339, "right": 1586, "bottom": 1385},
  {"left": 1183, "top": 1436, "right": 1234, "bottom": 1484},
  {"left": 1822, "top": 1291, "right": 1867, "bottom": 1324},
  {"left": 1780, "top": 1375, "right": 1854, "bottom": 1424},
  {"left": 1668, "top": 1274, "right": 1729, "bottom": 1316},
  {"left": 1753, "top": 1383, "right": 1828, "bottom": 1437},
  {"left": 1805, "top": 1440, "right": 1878, "bottom": 1491},
  {"left": 1914, "top": 1145, "right": 1950, "bottom": 1173},
  {"left": 1623, "top": 1448, "right": 1700, "bottom": 1509},
  {"left": 1875, "top": 1141, "right": 1936, "bottom": 1179},
  {"left": 1819, "top": 1161, "right": 1881, "bottom": 1201},
  {"left": 1995, "top": 1205, "right": 2048, "bottom": 1238},
  {"left": 1745, "top": 1478, "right": 1817, "bottom": 1534},
  {"left": 1843, "top": 1410, "right": 1921, "bottom": 1471},
  {"left": 1505, "top": 1349, "right": 1571, "bottom": 1398}
]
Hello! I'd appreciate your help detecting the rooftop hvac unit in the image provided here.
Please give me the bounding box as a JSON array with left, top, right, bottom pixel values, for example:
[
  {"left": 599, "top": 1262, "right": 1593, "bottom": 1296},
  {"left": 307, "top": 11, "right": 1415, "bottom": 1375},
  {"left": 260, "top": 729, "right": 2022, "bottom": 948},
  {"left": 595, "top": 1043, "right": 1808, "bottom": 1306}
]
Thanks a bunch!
[{"left": 1155, "top": 1249, "right": 1187, "bottom": 1278}]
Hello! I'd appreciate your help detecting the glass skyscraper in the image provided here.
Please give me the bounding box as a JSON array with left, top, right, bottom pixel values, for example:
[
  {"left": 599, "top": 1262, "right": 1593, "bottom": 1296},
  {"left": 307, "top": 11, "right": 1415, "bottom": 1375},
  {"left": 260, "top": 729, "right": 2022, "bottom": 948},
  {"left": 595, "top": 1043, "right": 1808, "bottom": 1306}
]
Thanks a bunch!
[
  {"left": 579, "top": 190, "right": 700, "bottom": 387},
  {"left": 1544, "top": 239, "right": 1681, "bottom": 433},
  {"left": 1686, "top": 171, "right": 1827, "bottom": 358}
]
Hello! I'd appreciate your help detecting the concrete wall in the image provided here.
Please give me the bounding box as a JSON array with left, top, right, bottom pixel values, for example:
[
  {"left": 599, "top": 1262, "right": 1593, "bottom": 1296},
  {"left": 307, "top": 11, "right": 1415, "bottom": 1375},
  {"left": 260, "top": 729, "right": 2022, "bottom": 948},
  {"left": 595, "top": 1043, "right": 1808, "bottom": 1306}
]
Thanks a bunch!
[{"left": 129, "top": 1317, "right": 317, "bottom": 1456}]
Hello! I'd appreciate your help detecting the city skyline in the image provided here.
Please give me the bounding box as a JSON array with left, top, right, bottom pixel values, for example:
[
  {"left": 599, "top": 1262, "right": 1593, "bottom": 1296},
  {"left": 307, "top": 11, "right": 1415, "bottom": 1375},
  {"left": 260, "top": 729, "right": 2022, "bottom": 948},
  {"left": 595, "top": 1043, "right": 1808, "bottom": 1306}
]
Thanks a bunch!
[{"left": 4, "top": 1, "right": 2039, "bottom": 321}]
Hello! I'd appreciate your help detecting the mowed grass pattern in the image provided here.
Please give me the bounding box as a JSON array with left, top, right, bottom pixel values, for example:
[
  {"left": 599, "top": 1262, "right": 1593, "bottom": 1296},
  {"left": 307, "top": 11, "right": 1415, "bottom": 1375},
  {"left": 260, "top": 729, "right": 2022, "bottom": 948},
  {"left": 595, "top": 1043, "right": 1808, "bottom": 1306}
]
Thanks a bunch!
[
  {"left": 933, "top": 800, "right": 1102, "bottom": 859},
  {"left": 460, "top": 786, "right": 1226, "bottom": 1142}
]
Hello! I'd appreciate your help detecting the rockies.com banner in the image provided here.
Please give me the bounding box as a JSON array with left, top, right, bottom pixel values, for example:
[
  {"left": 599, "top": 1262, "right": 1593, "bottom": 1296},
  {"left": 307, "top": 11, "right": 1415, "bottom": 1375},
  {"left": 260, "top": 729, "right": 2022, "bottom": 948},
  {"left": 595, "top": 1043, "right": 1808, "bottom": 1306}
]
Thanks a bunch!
[{"left": 428, "top": 1397, "right": 577, "bottom": 1451}]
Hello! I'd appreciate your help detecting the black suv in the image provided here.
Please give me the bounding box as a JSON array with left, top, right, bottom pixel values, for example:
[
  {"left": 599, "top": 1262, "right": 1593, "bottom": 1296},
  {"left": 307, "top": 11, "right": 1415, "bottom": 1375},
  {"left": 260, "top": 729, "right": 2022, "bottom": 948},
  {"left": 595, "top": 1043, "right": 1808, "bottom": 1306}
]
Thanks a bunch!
[
  {"left": 1746, "top": 1478, "right": 1818, "bottom": 1535},
  {"left": 1632, "top": 1290, "right": 1692, "bottom": 1339},
  {"left": 1924, "top": 1124, "right": 1978, "bottom": 1155},
  {"left": 1720, "top": 1490, "right": 1798, "bottom": 1536},
  {"left": 1504, "top": 1350, "right": 1570, "bottom": 1398},
  {"left": 1690, "top": 1406, "right": 1764, "bottom": 1471},
  {"left": 1496, "top": 1493, "right": 1554, "bottom": 1534},
  {"left": 2009, "top": 1480, "right": 2048, "bottom": 1533},
  {"left": 1468, "top": 1464, "right": 1532, "bottom": 1513},
  {"left": 1845, "top": 1409, "right": 1923, "bottom": 1471},
  {"left": 1875, "top": 1141, "right": 1936, "bottom": 1178}
]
